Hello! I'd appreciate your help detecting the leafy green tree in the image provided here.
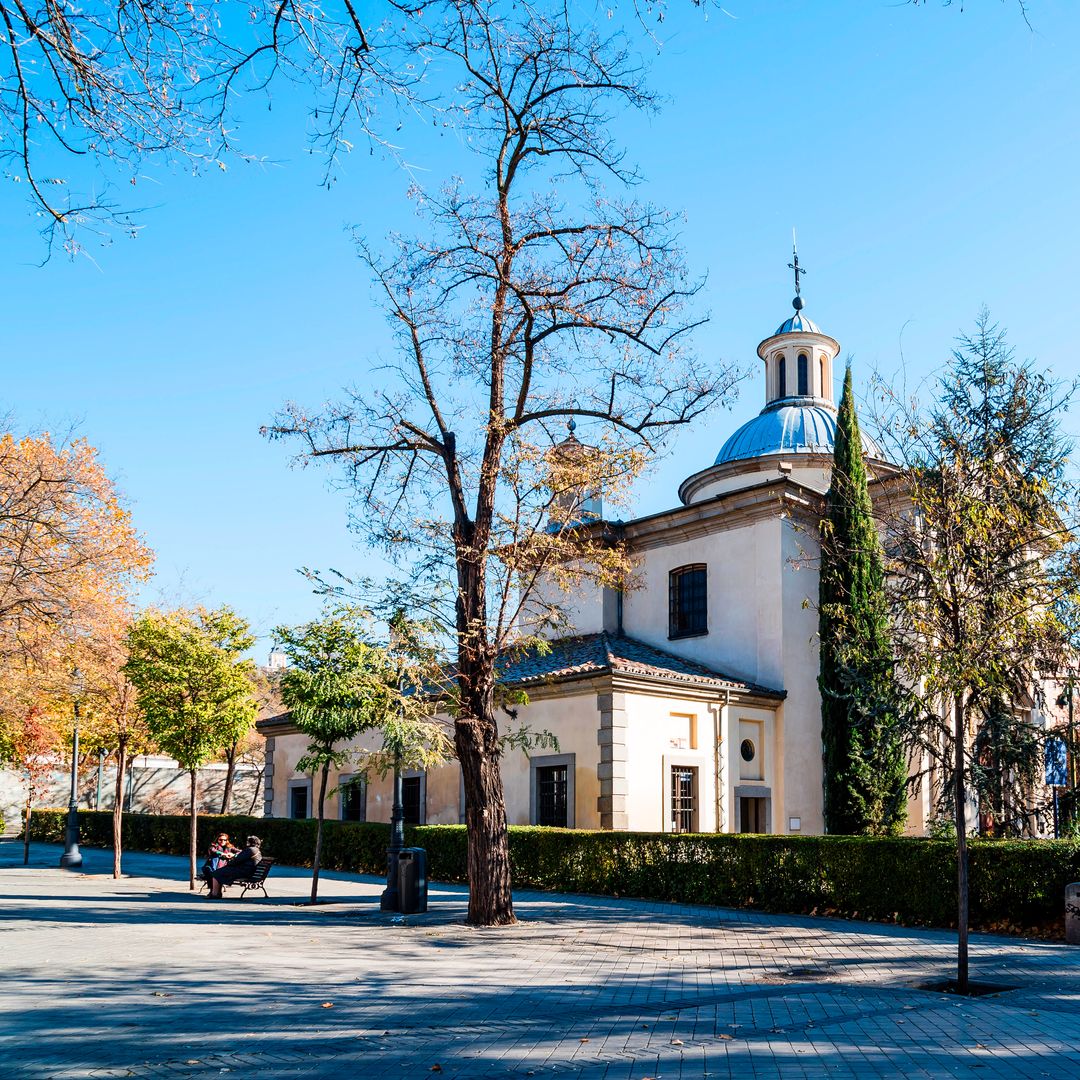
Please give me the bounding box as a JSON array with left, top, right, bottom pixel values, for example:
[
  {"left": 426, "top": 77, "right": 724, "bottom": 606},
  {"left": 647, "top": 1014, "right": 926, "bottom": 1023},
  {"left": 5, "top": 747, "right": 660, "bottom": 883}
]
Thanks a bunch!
[
  {"left": 276, "top": 610, "right": 395, "bottom": 905},
  {"left": 819, "top": 365, "right": 907, "bottom": 836},
  {"left": 124, "top": 607, "right": 257, "bottom": 889},
  {"left": 877, "top": 311, "right": 1080, "bottom": 991},
  {"left": 277, "top": 608, "right": 452, "bottom": 904}
]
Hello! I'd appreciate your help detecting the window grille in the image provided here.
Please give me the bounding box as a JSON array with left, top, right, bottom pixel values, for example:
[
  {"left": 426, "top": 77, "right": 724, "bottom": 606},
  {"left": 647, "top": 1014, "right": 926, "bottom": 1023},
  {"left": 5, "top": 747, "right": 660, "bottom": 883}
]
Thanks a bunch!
[
  {"left": 671, "top": 765, "right": 698, "bottom": 833},
  {"left": 669, "top": 564, "right": 707, "bottom": 638},
  {"left": 289, "top": 785, "right": 309, "bottom": 820},
  {"left": 537, "top": 764, "right": 569, "bottom": 827}
]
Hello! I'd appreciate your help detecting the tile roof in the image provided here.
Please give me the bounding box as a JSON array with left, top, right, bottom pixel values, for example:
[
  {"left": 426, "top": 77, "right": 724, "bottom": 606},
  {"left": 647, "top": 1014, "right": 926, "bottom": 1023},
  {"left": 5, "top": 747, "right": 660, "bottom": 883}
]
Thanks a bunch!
[{"left": 499, "top": 632, "right": 784, "bottom": 698}]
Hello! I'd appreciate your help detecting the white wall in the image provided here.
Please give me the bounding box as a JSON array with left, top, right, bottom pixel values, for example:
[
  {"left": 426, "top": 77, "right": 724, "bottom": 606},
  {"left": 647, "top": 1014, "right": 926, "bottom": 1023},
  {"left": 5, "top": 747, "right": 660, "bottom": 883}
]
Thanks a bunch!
[
  {"left": 620, "top": 517, "right": 785, "bottom": 689},
  {"left": 623, "top": 692, "right": 719, "bottom": 832}
]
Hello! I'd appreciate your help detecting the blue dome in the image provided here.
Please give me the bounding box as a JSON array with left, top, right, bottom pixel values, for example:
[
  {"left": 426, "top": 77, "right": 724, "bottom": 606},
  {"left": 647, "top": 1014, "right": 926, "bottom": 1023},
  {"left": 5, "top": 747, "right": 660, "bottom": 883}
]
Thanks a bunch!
[
  {"left": 714, "top": 401, "right": 884, "bottom": 466},
  {"left": 774, "top": 312, "right": 820, "bottom": 336}
]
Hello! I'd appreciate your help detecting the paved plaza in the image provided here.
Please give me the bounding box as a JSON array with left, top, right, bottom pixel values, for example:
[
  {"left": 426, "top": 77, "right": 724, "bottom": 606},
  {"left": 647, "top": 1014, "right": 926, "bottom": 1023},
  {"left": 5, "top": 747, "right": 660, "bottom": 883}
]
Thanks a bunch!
[{"left": 1, "top": 839, "right": 1078, "bottom": 1079}]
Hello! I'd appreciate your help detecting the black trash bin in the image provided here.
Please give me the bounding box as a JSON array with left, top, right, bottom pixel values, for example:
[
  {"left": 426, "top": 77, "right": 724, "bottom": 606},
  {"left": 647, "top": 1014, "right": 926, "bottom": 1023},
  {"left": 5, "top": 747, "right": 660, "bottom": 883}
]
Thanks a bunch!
[{"left": 398, "top": 847, "right": 428, "bottom": 914}]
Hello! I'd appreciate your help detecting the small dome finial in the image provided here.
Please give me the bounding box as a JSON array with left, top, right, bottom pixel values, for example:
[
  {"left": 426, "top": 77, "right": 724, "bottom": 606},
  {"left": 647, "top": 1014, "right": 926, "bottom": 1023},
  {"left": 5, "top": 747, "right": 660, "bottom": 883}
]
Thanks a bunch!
[
  {"left": 567, "top": 417, "right": 577, "bottom": 434},
  {"left": 792, "top": 295, "right": 805, "bottom": 311}
]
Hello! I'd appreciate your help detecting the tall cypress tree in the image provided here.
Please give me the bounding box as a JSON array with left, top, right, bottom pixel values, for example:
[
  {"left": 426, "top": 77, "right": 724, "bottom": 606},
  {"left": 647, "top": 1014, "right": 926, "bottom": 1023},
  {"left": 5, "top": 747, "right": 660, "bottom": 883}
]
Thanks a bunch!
[{"left": 819, "top": 365, "right": 907, "bottom": 835}]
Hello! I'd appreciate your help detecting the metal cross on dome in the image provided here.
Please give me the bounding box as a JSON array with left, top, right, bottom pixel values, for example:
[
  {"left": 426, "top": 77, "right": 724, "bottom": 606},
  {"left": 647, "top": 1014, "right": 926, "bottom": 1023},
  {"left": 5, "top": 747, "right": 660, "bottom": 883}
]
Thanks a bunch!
[{"left": 788, "top": 231, "right": 807, "bottom": 298}]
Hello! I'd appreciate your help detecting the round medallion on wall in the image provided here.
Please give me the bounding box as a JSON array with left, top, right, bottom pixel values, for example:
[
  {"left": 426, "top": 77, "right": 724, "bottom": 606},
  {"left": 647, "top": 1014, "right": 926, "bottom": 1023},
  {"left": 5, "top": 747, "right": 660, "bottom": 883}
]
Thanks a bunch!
[{"left": 740, "top": 738, "right": 756, "bottom": 763}]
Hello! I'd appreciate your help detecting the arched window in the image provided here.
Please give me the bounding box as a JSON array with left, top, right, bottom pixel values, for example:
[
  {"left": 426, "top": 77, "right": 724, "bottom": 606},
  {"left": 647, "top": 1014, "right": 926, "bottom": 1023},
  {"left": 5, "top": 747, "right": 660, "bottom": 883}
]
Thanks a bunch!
[
  {"left": 777, "top": 355, "right": 787, "bottom": 398},
  {"left": 819, "top": 357, "right": 826, "bottom": 397},
  {"left": 797, "top": 353, "right": 809, "bottom": 396},
  {"left": 669, "top": 564, "right": 707, "bottom": 638}
]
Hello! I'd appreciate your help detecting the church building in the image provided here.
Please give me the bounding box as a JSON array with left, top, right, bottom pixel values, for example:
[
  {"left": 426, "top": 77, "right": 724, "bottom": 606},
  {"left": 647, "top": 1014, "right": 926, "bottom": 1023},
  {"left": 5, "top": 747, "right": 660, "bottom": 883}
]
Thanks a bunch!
[{"left": 260, "top": 280, "right": 929, "bottom": 837}]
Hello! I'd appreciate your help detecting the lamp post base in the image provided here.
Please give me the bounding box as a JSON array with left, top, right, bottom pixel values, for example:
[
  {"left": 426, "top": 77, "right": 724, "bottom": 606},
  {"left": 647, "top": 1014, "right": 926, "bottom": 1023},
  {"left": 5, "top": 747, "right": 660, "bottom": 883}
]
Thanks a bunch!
[{"left": 59, "top": 847, "right": 82, "bottom": 870}]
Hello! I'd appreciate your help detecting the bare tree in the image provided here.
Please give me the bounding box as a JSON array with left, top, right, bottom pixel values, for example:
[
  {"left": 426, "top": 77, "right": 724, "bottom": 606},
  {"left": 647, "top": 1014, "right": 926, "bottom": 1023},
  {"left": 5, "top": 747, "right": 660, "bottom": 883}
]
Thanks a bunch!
[
  {"left": 0, "top": 0, "right": 445, "bottom": 252},
  {"left": 267, "top": 2, "right": 739, "bottom": 926}
]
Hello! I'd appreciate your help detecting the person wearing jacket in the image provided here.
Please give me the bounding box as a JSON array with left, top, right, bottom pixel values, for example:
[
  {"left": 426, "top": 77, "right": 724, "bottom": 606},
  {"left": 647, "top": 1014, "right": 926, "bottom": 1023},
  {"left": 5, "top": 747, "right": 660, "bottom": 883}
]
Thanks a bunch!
[{"left": 208, "top": 836, "right": 262, "bottom": 898}]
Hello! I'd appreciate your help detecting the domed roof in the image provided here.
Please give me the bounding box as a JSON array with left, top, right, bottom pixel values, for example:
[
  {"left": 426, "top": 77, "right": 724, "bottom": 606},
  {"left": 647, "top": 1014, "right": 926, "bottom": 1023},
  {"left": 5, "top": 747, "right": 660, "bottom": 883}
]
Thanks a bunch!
[
  {"left": 714, "top": 400, "right": 884, "bottom": 466},
  {"left": 773, "top": 312, "right": 820, "bottom": 336}
]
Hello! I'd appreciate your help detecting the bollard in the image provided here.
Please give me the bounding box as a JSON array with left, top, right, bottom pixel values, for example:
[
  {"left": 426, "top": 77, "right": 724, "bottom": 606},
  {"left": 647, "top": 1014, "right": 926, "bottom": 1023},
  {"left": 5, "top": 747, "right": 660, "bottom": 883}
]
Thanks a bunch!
[{"left": 1067, "top": 882, "right": 1080, "bottom": 945}]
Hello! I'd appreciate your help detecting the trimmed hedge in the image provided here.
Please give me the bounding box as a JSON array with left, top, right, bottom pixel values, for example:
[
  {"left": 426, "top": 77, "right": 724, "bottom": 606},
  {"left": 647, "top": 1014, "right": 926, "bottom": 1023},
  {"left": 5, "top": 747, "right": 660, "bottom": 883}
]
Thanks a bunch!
[{"left": 27, "top": 809, "right": 1080, "bottom": 936}]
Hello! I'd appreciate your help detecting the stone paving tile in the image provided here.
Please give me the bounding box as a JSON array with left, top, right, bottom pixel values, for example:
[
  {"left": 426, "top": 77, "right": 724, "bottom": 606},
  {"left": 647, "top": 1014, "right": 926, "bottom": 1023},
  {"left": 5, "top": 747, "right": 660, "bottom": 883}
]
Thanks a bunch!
[{"left": 1, "top": 839, "right": 1078, "bottom": 1079}]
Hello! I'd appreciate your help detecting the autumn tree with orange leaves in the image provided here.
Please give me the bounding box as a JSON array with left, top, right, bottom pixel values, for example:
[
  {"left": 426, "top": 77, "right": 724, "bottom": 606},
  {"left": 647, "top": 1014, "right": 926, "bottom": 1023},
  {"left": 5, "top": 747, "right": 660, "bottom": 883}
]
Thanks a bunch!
[{"left": 0, "top": 431, "right": 154, "bottom": 845}]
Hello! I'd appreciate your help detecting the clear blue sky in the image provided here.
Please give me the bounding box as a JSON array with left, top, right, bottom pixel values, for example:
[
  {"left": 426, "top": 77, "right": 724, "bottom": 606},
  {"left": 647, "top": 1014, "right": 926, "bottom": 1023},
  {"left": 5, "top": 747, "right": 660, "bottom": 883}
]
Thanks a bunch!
[{"left": 2, "top": 1, "right": 1077, "bottom": 657}]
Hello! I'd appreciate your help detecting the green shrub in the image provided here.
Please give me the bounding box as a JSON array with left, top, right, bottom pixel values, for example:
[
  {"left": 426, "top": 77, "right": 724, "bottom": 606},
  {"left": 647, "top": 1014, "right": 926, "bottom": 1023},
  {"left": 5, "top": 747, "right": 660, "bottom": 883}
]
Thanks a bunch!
[{"left": 28, "top": 810, "right": 1080, "bottom": 935}]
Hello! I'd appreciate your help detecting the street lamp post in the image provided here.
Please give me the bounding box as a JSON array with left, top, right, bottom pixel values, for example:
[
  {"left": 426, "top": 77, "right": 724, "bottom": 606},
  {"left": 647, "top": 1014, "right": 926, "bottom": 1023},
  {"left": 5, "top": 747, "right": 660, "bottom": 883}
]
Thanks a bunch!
[
  {"left": 1067, "top": 674, "right": 1076, "bottom": 796},
  {"left": 59, "top": 670, "right": 84, "bottom": 870},
  {"left": 380, "top": 747, "right": 405, "bottom": 911}
]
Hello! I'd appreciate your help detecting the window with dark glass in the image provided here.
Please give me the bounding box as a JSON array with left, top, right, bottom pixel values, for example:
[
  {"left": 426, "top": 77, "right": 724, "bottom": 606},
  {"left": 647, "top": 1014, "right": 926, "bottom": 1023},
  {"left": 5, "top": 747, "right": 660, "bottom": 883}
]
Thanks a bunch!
[
  {"left": 671, "top": 765, "right": 698, "bottom": 833},
  {"left": 669, "top": 564, "right": 707, "bottom": 638},
  {"left": 289, "top": 784, "right": 309, "bottom": 820},
  {"left": 402, "top": 776, "right": 423, "bottom": 825},
  {"left": 777, "top": 355, "right": 787, "bottom": 397},
  {"left": 536, "top": 764, "right": 569, "bottom": 827},
  {"left": 797, "top": 353, "right": 809, "bottom": 396},
  {"left": 340, "top": 778, "right": 366, "bottom": 822}
]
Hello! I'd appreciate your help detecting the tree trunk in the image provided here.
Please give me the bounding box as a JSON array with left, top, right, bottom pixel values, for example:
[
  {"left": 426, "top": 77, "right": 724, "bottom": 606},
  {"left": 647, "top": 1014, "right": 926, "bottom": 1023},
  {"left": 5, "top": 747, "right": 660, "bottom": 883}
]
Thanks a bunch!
[
  {"left": 453, "top": 529, "right": 515, "bottom": 927},
  {"left": 220, "top": 741, "right": 238, "bottom": 815},
  {"left": 310, "top": 761, "right": 329, "bottom": 905},
  {"left": 954, "top": 693, "right": 969, "bottom": 994},
  {"left": 113, "top": 740, "right": 127, "bottom": 878},
  {"left": 247, "top": 766, "right": 263, "bottom": 817},
  {"left": 23, "top": 792, "right": 31, "bottom": 865},
  {"left": 188, "top": 768, "right": 198, "bottom": 891},
  {"left": 456, "top": 711, "right": 515, "bottom": 926}
]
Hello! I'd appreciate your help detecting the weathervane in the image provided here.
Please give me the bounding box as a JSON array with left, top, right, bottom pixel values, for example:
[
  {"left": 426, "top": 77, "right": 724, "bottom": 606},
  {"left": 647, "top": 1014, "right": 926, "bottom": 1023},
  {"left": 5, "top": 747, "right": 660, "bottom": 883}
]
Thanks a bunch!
[{"left": 788, "top": 229, "right": 807, "bottom": 311}]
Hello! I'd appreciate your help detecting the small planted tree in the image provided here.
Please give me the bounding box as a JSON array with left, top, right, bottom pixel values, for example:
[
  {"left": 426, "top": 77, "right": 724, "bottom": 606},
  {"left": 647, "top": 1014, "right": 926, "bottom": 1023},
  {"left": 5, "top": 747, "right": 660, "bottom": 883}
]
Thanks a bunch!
[
  {"left": 124, "top": 607, "right": 257, "bottom": 889},
  {"left": 819, "top": 365, "right": 907, "bottom": 836},
  {"left": 75, "top": 606, "right": 153, "bottom": 878},
  {"left": 277, "top": 610, "right": 396, "bottom": 904},
  {"left": 11, "top": 709, "right": 59, "bottom": 864},
  {"left": 875, "top": 312, "right": 1080, "bottom": 991},
  {"left": 277, "top": 609, "right": 451, "bottom": 904}
]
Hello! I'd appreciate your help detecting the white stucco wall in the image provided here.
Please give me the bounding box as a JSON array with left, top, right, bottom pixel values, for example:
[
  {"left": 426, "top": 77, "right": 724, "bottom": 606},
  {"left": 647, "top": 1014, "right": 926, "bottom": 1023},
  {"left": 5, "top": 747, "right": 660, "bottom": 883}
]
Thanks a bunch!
[
  {"left": 680, "top": 458, "right": 833, "bottom": 503},
  {"left": 623, "top": 692, "right": 719, "bottom": 832},
  {"left": 620, "top": 517, "right": 784, "bottom": 690},
  {"left": 777, "top": 515, "right": 825, "bottom": 834},
  {"left": 267, "top": 689, "right": 605, "bottom": 829}
]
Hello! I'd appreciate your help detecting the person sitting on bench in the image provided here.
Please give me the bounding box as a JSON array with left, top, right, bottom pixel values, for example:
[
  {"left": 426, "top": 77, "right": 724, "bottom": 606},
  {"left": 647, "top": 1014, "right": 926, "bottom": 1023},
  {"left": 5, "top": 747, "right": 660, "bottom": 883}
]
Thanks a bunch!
[
  {"left": 208, "top": 835, "right": 262, "bottom": 899},
  {"left": 201, "top": 833, "right": 239, "bottom": 883}
]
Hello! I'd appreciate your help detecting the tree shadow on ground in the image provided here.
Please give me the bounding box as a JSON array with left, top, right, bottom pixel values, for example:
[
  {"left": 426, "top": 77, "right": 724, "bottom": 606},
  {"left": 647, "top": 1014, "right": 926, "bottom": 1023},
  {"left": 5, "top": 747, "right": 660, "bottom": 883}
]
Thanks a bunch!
[{"left": 3, "top": 954, "right": 1079, "bottom": 1080}]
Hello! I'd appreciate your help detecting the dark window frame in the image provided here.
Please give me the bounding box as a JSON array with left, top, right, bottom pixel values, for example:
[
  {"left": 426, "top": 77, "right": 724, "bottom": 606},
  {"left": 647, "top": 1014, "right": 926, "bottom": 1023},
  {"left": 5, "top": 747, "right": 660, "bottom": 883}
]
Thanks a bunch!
[
  {"left": 530, "top": 753, "right": 576, "bottom": 828},
  {"left": 797, "top": 352, "right": 809, "bottom": 396},
  {"left": 339, "top": 774, "right": 367, "bottom": 822},
  {"left": 287, "top": 779, "right": 311, "bottom": 820},
  {"left": 668, "top": 564, "right": 708, "bottom": 639},
  {"left": 401, "top": 775, "right": 424, "bottom": 825},
  {"left": 777, "top": 355, "right": 787, "bottom": 397}
]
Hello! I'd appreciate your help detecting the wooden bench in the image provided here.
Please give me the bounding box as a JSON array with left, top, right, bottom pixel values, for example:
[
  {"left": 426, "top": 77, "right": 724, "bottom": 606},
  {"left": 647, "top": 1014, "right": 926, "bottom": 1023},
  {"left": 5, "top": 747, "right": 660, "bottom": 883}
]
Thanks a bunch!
[{"left": 220, "top": 857, "right": 275, "bottom": 899}]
